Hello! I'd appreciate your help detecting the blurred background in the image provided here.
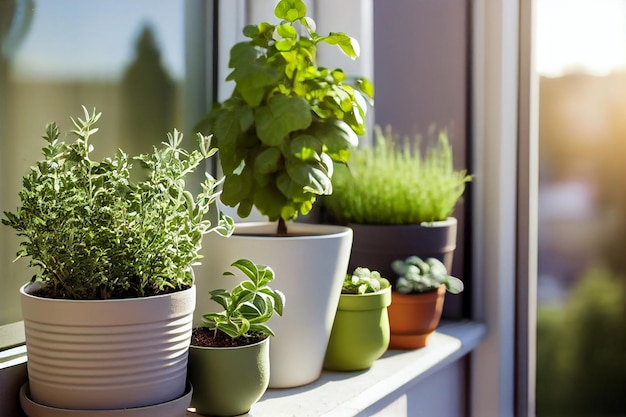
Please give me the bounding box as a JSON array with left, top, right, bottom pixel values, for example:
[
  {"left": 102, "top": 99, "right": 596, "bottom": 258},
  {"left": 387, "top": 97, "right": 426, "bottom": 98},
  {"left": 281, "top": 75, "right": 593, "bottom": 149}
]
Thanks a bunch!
[{"left": 535, "top": 0, "right": 626, "bottom": 415}]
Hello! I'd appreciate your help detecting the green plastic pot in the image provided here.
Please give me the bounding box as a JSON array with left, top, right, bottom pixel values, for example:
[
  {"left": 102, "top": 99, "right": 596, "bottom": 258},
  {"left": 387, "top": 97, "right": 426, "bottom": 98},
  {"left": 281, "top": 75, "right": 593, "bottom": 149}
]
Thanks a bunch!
[
  {"left": 187, "top": 336, "right": 269, "bottom": 416},
  {"left": 323, "top": 286, "right": 392, "bottom": 371}
]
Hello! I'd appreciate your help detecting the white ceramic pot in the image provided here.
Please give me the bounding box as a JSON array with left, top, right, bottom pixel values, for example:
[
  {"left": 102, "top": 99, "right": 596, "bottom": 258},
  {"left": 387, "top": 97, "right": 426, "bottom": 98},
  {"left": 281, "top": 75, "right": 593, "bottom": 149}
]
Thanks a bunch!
[
  {"left": 197, "top": 222, "right": 352, "bottom": 388},
  {"left": 19, "top": 382, "right": 192, "bottom": 417},
  {"left": 20, "top": 283, "right": 195, "bottom": 410}
]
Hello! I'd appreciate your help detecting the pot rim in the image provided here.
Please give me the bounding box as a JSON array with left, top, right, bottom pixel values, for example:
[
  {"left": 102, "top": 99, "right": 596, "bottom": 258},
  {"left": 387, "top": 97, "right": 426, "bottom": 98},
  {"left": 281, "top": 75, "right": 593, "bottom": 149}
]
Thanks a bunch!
[
  {"left": 190, "top": 335, "right": 270, "bottom": 351},
  {"left": 337, "top": 286, "right": 392, "bottom": 310},
  {"left": 20, "top": 282, "right": 195, "bottom": 303},
  {"left": 230, "top": 221, "right": 352, "bottom": 240},
  {"left": 348, "top": 217, "right": 457, "bottom": 229}
]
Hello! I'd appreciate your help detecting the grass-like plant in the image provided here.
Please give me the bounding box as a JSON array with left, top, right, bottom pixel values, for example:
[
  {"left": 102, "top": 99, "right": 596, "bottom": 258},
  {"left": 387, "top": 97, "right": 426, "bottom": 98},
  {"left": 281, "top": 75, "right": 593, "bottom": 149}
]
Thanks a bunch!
[
  {"left": 2, "top": 107, "right": 234, "bottom": 300},
  {"left": 341, "top": 267, "right": 390, "bottom": 295},
  {"left": 324, "top": 125, "right": 471, "bottom": 225},
  {"left": 200, "top": 259, "right": 285, "bottom": 344}
]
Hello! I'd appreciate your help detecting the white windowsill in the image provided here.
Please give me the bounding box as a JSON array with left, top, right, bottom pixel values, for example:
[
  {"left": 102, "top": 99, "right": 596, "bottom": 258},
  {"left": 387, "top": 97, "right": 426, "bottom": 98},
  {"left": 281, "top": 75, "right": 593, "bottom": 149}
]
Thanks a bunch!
[{"left": 187, "top": 320, "right": 486, "bottom": 417}]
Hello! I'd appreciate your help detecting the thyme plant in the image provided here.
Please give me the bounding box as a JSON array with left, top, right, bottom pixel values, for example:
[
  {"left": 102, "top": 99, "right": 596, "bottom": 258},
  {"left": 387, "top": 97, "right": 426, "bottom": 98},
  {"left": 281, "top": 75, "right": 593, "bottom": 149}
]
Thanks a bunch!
[
  {"left": 2, "top": 107, "right": 234, "bottom": 300},
  {"left": 324, "top": 126, "right": 472, "bottom": 225},
  {"left": 202, "top": 259, "right": 285, "bottom": 340},
  {"left": 199, "top": 0, "right": 373, "bottom": 234}
]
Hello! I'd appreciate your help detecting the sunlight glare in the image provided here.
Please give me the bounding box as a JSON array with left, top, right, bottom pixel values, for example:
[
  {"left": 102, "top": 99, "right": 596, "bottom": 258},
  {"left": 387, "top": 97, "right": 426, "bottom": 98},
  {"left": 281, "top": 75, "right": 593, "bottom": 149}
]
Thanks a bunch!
[{"left": 536, "top": 0, "right": 626, "bottom": 76}]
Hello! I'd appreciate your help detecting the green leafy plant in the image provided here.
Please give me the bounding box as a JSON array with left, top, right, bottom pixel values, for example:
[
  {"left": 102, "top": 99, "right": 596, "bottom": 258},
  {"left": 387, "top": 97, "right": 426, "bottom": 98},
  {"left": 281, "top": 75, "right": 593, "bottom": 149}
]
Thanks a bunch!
[
  {"left": 341, "top": 267, "right": 390, "bottom": 295},
  {"left": 324, "top": 125, "right": 472, "bottom": 225},
  {"left": 198, "top": 0, "right": 374, "bottom": 235},
  {"left": 201, "top": 259, "right": 285, "bottom": 340},
  {"left": 391, "top": 256, "right": 464, "bottom": 294},
  {"left": 2, "top": 107, "right": 234, "bottom": 300}
]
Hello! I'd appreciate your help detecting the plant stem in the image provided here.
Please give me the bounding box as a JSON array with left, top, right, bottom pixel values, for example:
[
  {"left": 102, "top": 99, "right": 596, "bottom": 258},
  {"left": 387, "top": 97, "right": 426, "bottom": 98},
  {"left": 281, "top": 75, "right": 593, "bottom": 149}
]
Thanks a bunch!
[{"left": 277, "top": 217, "right": 288, "bottom": 236}]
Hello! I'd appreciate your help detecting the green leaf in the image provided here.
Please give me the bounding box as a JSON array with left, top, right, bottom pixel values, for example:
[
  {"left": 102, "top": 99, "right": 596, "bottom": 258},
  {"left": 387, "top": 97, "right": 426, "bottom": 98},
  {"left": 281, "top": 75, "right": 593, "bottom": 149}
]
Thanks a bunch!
[
  {"left": 320, "top": 33, "right": 360, "bottom": 58},
  {"left": 274, "top": 0, "right": 307, "bottom": 22},
  {"left": 285, "top": 159, "right": 332, "bottom": 195},
  {"left": 255, "top": 147, "right": 283, "bottom": 174},
  {"left": 290, "top": 135, "right": 323, "bottom": 161},
  {"left": 276, "top": 23, "right": 298, "bottom": 39},
  {"left": 357, "top": 77, "right": 375, "bottom": 99},
  {"left": 220, "top": 167, "right": 253, "bottom": 208},
  {"left": 230, "top": 258, "right": 258, "bottom": 283},
  {"left": 255, "top": 95, "right": 312, "bottom": 146},
  {"left": 214, "top": 108, "right": 244, "bottom": 173},
  {"left": 254, "top": 185, "right": 287, "bottom": 221},
  {"left": 446, "top": 276, "right": 465, "bottom": 294},
  {"left": 239, "top": 301, "right": 263, "bottom": 318},
  {"left": 303, "top": 119, "right": 358, "bottom": 162}
]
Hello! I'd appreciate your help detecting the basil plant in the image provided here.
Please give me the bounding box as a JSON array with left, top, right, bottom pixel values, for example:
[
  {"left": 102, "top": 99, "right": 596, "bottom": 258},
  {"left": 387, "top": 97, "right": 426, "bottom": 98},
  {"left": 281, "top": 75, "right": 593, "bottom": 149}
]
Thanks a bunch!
[{"left": 199, "top": 0, "right": 374, "bottom": 234}]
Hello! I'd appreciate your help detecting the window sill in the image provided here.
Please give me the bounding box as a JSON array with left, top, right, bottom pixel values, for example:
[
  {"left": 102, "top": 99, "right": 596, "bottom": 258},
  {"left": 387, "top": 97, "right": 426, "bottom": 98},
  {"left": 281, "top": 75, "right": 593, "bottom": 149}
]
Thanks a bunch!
[{"left": 187, "top": 320, "right": 486, "bottom": 417}]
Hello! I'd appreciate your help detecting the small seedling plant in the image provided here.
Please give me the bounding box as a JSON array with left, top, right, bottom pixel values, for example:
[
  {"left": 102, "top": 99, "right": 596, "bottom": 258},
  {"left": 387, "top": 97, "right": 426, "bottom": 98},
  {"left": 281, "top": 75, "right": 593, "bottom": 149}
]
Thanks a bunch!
[
  {"left": 2, "top": 107, "right": 234, "bottom": 300},
  {"left": 392, "top": 256, "right": 464, "bottom": 294},
  {"left": 194, "top": 259, "right": 286, "bottom": 347},
  {"left": 341, "top": 267, "right": 390, "bottom": 295}
]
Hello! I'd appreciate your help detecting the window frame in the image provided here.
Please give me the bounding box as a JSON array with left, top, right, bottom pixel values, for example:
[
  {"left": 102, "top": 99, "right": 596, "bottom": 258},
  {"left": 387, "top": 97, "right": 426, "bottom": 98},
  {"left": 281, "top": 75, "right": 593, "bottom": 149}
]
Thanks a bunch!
[{"left": 469, "top": 0, "right": 537, "bottom": 416}]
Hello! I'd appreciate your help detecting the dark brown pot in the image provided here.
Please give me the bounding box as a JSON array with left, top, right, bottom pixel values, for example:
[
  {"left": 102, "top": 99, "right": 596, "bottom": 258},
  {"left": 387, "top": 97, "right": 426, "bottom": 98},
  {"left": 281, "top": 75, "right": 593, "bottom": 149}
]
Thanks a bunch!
[
  {"left": 347, "top": 218, "right": 457, "bottom": 283},
  {"left": 387, "top": 285, "right": 446, "bottom": 349}
]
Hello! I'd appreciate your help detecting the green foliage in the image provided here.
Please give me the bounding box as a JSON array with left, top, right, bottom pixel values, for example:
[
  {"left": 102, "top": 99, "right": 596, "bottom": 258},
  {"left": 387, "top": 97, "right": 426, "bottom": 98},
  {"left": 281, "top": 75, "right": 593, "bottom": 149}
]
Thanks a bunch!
[
  {"left": 391, "top": 256, "right": 463, "bottom": 294},
  {"left": 536, "top": 266, "right": 626, "bottom": 417},
  {"left": 202, "top": 259, "right": 285, "bottom": 339},
  {"left": 341, "top": 267, "right": 390, "bottom": 295},
  {"left": 324, "top": 125, "right": 471, "bottom": 225},
  {"left": 198, "top": 0, "right": 373, "bottom": 224},
  {"left": 2, "top": 107, "right": 234, "bottom": 300}
]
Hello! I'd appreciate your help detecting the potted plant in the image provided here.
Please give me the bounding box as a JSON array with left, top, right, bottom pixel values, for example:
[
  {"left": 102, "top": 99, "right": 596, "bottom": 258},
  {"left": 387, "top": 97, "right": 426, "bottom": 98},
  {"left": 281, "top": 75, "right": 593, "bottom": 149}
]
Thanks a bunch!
[
  {"left": 386, "top": 256, "right": 464, "bottom": 349},
  {"left": 2, "top": 107, "right": 234, "bottom": 413},
  {"left": 187, "top": 259, "right": 284, "bottom": 417},
  {"left": 323, "top": 267, "right": 391, "bottom": 372},
  {"left": 196, "top": 0, "right": 374, "bottom": 388},
  {"left": 323, "top": 125, "right": 472, "bottom": 283}
]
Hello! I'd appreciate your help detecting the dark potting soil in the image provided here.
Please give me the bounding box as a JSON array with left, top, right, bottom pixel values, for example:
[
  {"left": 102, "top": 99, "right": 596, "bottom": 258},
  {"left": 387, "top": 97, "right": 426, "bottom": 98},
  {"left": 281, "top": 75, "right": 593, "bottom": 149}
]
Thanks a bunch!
[{"left": 191, "top": 327, "right": 266, "bottom": 348}]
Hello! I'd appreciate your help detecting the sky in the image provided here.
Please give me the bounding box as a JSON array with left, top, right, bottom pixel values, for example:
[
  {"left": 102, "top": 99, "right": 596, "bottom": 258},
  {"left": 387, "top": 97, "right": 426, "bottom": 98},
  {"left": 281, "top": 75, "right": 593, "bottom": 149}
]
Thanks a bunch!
[
  {"left": 536, "top": 0, "right": 626, "bottom": 77},
  {"left": 10, "top": 0, "right": 185, "bottom": 81},
  {"left": 8, "top": 0, "right": 626, "bottom": 80}
]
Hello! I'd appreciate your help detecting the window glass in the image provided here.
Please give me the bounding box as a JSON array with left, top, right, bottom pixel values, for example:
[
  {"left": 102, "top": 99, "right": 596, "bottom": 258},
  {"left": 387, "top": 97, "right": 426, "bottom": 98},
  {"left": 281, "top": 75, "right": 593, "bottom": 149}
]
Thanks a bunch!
[
  {"left": 0, "top": 0, "right": 205, "bottom": 327},
  {"left": 536, "top": 1, "right": 626, "bottom": 415}
]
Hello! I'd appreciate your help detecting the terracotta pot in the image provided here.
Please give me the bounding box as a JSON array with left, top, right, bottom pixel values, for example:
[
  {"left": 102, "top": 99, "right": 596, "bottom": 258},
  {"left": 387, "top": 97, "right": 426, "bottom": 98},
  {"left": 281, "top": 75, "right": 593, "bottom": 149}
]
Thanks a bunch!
[
  {"left": 387, "top": 285, "right": 446, "bottom": 349},
  {"left": 323, "top": 287, "right": 392, "bottom": 371}
]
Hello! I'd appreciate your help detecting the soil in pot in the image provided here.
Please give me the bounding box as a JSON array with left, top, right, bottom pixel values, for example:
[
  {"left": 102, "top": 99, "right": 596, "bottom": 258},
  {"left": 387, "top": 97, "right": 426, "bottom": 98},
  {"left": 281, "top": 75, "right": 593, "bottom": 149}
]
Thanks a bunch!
[{"left": 191, "top": 327, "right": 266, "bottom": 348}]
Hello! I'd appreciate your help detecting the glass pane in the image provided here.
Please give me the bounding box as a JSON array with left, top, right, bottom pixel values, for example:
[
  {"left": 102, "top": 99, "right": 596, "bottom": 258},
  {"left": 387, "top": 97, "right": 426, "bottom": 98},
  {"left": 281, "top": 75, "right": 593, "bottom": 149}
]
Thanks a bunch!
[
  {"left": 0, "top": 0, "right": 208, "bottom": 326},
  {"left": 536, "top": 1, "right": 626, "bottom": 415}
]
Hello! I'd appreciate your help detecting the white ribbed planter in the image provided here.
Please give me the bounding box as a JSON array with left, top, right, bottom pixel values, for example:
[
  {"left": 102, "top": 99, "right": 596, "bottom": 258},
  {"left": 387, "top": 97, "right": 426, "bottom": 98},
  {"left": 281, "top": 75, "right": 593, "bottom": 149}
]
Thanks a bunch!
[
  {"left": 20, "top": 283, "right": 195, "bottom": 410},
  {"left": 197, "top": 222, "right": 352, "bottom": 388}
]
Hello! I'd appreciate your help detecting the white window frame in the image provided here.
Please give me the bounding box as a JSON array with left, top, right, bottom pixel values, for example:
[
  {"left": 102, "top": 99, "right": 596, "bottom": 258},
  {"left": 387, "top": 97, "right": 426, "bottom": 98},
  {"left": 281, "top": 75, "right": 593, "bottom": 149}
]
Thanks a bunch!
[{"left": 470, "top": 1, "right": 537, "bottom": 416}]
